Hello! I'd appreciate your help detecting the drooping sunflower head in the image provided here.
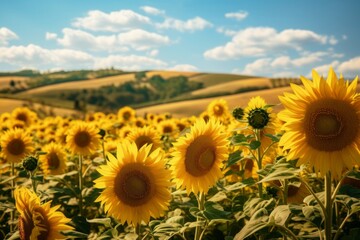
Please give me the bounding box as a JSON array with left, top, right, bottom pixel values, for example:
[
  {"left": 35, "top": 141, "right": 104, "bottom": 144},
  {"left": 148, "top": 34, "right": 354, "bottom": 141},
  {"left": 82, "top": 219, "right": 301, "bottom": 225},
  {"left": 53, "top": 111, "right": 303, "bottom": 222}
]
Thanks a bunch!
[
  {"left": 278, "top": 68, "right": 360, "bottom": 178},
  {"left": 66, "top": 121, "right": 101, "bottom": 155},
  {"left": 11, "top": 107, "right": 37, "bottom": 126},
  {"left": 207, "top": 99, "right": 230, "bottom": 122},
  {"left": 126, "top": 126, "right": 161, "bottom": 152},
  {"left": 170, "top": 119, "right": 229, "bottom": 195},
  {"left": 40, "top": 142, "right": 67, "bottom": 176},
  {"left": 94, "top": 140, "right": 172, "bottom": 226},
  {"left": 14, "top": 187, "right": 73, "bottom": 240},
  {"left": 117, "top": 106, "right": 136, "bottom": 123},
  {"left": 0, "top": 128, "right": 34, "bottom": 163},
  {"left": 244, "top": 96, "right": 273, "bottom": 129}
]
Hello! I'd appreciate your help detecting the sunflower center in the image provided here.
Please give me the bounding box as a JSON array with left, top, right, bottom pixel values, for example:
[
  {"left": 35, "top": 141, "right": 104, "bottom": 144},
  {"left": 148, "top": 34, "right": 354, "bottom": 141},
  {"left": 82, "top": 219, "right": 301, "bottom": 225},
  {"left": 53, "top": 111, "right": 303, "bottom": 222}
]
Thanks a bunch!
[
  {"left": 16, "top": 113, "right": 28, "bottom": 122},
  {"left": 214, "top": 105, "right": 224, "bottom": 116},
  {"left": 287, "top": 185, "right": 300, "bottom": 197},
  {"left": 185, "top": 135, "right": 216, "bottom": 177},
  {"left": 163, "top": 126, "right": 173, "bottom": 134},
  {"left": 135, "top": 136, "right": 153, "bottom": 149},
  {"left": 123, "top": 112, "right": 131, "bottom": 121},
  {"left": 305, "top": 98, "right": 359, "bottom": 151},
  {"left": 74, "top": 131, "right": 91, "bottom": 147},
  {"left": 47, "top": 152, "right": 60, "bottom": 170},
  {"left": 114, "top": 166, "right": 154, "bottom": 206},
  {"left": 248, "top": 109, "right": 270, "bottom": 129},
  {"left": 7, "top": 139, "right": 25, "bottom": 155}
]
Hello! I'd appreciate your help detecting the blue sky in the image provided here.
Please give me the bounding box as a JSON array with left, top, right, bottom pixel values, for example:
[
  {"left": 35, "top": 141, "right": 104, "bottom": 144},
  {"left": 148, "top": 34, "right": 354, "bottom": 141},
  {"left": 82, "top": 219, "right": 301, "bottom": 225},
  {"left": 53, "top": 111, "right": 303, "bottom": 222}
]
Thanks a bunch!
[{"left": 0, "top": 0, "right": 359, "bottom": 77}]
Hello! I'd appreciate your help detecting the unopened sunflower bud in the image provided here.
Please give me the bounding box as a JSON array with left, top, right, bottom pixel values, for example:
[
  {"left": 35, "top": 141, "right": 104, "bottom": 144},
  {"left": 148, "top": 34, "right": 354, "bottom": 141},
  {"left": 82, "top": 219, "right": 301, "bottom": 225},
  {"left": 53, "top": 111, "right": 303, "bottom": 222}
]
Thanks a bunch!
[
  {"left": 232, "top": 107, "right": 244, "bottom": 121},
  {"left": 247, "top": 108, "right": 270, "bottom": 129},
  {"left": 98, "top": 129, "right": 106, "bottom": 139},
  {"left": 22, "top": 155, "right": 38, "bottom": 172}
]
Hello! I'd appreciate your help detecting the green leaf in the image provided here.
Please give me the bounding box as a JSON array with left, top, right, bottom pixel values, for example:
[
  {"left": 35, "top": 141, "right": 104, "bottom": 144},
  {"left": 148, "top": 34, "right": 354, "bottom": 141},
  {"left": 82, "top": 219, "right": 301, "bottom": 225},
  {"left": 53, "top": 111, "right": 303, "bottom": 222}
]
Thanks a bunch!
[
  {"left": 259, "top": 163, "right": 300, "bottom": 183},
  {"left": 269, "top": 205, "right": 290, "bottom": 226},
  {"left": 249, "top": 140, "right": 261, "bottom": 150},
  {"left": 264, "top": 133, "right": 281, "bottom": 143},
  {"left": 226, "top": 150, "right": 242, "bottom": 167},
  {"left": 231, "top": 134, "right": 247, "bottom": 145},
  {"left": 86, "top": 218, "right": 112, "bottom": 228},
  {"left": 234, "top": 208, "right": 269, "bottom": 240},
  {"left": 225, "top": 178, "right": 256, "bottom": 191},
  {"left": 208, "top": 191, "right": 227, "bottom": 202},
  {"left": 203, "top": 201, "right": 231, "bottom": 220},
  {"left": 0, "top": 175, "right": 16, "bottom": 184},
  {"left": 61, "top": 230, "right": 89, "bottom": 238}
]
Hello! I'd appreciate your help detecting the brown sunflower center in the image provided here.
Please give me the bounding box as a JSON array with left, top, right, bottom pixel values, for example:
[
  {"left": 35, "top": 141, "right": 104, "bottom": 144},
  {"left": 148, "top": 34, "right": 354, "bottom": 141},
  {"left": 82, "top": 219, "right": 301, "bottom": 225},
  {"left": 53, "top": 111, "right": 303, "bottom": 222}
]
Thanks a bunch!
[
  {"left": 304, "top": 98, "right": 359, "bottom": 151},
  {"left": 47, "top": 152, "right": 60, "bottom": 170},
  {"left": 74, "top": 131, "right": 91, "bottom": 147},
  {"left": 287, "top": 185, "right": 300, "bottom": 197},
  {"left": 214, "top": 105, "right": 224, "bottom": 116},
  {"left": 123, "top": 112, "right": 131, "bottom": 121},
  {"left": 16, "top": 113, "right": 28, "bottom": 122},
  {"left": 185, "top": 135, "right": 216, "bottom": 177},
  {"left": 7, "top": 138, "right": 25, "bottom": 155},
  {"left": 135, "top": 136, "right": 153, "bottom": 149},
  {"left": 114, "top": 166, "right": 153, "bottom": 206},
  {"left": 163, "top": 126, "right": 173, "bottom": 133}
]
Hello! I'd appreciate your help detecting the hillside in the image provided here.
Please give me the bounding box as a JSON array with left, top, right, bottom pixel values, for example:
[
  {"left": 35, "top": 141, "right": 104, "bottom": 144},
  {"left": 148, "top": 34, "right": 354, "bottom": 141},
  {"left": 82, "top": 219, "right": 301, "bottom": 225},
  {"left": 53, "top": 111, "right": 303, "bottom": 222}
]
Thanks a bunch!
[{"left": 0, "top": 69, "right": 301, "bottom": 116}]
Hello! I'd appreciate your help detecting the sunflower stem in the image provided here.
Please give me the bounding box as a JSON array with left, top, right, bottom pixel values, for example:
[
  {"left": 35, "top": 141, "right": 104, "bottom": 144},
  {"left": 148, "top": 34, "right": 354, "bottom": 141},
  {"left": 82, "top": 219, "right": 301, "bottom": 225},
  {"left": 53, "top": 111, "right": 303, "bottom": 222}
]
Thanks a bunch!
[
  {"left": 30, "top": 171, "right": 37, "bottom": 194},
  {"left": 255, "top": 129, "right": 263, "bottom": 198},
  {"left": 283, "top": 179, "right": 288, "bottom": 205},
  {"left": 195, "top": 192, "right": 205, "bottom": 240},
  {"left": 299, "top": 177, "right": 326, "bottom": 215},
  {"left": 102, "top": 139, "right": 107, "bottom": 162},
  {"left": 331, "top": 170, "right": 350, "bottom": 205},
  {"left": 135, "top": 224, "right": 141, "bottom": 239},
  {"left": 324, "top": 172, "right": 333, "bottom": 240},
  {"left": 10, "top": 163, "right": 15, "bottom": 233},
  {"left": 78, "top": 154, "right": 84, "bottom": 216}
]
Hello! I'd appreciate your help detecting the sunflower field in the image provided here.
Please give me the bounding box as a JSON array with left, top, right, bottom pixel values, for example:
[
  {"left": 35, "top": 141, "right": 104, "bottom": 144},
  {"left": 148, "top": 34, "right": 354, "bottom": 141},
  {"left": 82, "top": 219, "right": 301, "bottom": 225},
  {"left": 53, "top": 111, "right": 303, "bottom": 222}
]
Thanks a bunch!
[{"left": 1, "top": 68, "right": 360, "bottom": 240}]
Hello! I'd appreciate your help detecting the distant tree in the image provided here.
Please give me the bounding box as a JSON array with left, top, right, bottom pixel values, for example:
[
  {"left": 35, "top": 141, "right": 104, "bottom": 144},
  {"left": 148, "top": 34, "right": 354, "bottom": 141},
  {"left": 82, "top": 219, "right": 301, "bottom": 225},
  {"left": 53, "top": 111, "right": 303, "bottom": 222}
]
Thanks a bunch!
[
  {"left": 135, "top": 71, "right": 147, "bottom": 82},
  {"left": 9, "top": 79, "right": 16, "bottom": 88}
]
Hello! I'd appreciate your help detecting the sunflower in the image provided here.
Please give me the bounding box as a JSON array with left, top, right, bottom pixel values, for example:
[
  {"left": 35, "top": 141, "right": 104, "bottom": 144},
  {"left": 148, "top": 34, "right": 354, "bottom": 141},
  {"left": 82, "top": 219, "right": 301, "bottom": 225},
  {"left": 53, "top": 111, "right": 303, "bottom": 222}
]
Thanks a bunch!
[
  {"left": 14, "top": 187, "right": 73, "bottom": 239},
  {"left": 126, "top": 126, "right": 161, "bottom": 152},
  {"left": 40, "top": 143, "right": 67, "bottom": 176},
  {"left": 12, "top": 107, "right": 37, "bottom": 126},
  {"left": 244, "top": 96, "right": 275, "bottom": 130},
  {"left": 66, "top": 122, "right": 101, "bottom": 155},
  {"left": 170, "top": 119, "right": 229, "bottom": 194},
  {"left": 207, "top": 99, "right": 230, "bottom": 122},
  {"left": 157, "top": 120, "right": 178, "bottom": 136},
  {"left": 118, "top": 106, "right": 136, "bottom": 123},
  {"left": 1, "top": 128, "right": 33, "bottom": 163},
  {"left": 94, "top": 140, "right": 171, "bottom": 225},
  {"left": 278, "top": 68, "right": 360, "bottom": 178}
]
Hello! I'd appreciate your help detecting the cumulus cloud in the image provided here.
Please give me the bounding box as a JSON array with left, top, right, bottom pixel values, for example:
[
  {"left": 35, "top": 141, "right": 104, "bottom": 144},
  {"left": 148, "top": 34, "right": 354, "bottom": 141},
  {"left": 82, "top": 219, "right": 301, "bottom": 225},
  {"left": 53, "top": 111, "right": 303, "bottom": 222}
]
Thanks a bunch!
[
  {"left": 0, "top": 27, "right": 18, "bottom": 46},
  {"left": 225, "top": 11, "right": 248, "bottom": 21},
  {"left": 45, "top": 32, "right": 58, "bottom": 40},
  {"left": 156, "top": 17, "right": 212, "bottom": 32},
  {"left": 72, "top": 10, "right": 151, "bottom": 32},
  {"left": 204, "top": 27, "right": 330, "bottom": 60},
  {"left": 0, "top": 44, "right": 94, "bottom": 70},
  {"left": 141, "top": 6, "right": 165, "bottom": 16},
  {"left": 56, "top": 28, "right": 170, "bottom": 52},
  {"left": 94, "top": 54, "right": 167, "bottom": 70},
  {"left": 168, "top": 64, "right": 198, "bottom": 72},
  {"left": 338, "top": 57, "right": 360, "bottom": 77},
  {"left": 216, "top": 27, "right": 237, "bottom": 36},
  {"left": 148, "top": 49, "right": 159, "bottom": 57}
]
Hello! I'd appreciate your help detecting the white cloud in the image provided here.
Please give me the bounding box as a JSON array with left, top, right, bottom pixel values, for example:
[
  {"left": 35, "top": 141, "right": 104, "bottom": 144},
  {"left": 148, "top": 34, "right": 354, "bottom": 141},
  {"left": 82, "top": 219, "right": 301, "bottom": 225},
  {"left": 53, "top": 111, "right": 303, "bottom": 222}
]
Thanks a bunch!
[
  {"left": 148, "top": 49, "right": 159, "bottom": 57},
  {"left": 0, "top": 27, "right": 18, "bottom": 46},
  {"left": 72, "top": 10, "right": 151, "bottom": 32},
  {"left": 0, "top": 44, "right": 94, "bottom": 70},
  {"left": 338, "top": 57, "right": 360, "bottom": 77},
  {"left": 216, "top": 27, "right": 237, "bottom": 36},
  {"left": 141, "top": 6, "right": 165, "bottom": 16},
  {"left": 329, "top": 35, "right": 338, "bottom": 45},
  {"left": 56, "top": 28, "right": 170, "bottom": 52},
  {"left": 342, "top": 35, "right": 347, "bottom": 40},
  {"left": 94, "top": 55, "right": 167, "bottom": 70},
  {"left": 225, "top": 11, "right": 248, "bottom": 21},
  {"left": 45, "top": 32, "right": 58, "bottom": 40},
  {"left": 204, "top": 27, "right": 329, "bottom": 60},
  {"left": 168, "top": 64, "right": 198, "bottom": 72},
  {"left": 118, "top": 29, "right": 170, "bottom": 50},
  {"left": 240, "top": 58, "right": 272, "bottom": 75},
  {"left": 156, "top": 17, "right": 212, "bottom": 32}
]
